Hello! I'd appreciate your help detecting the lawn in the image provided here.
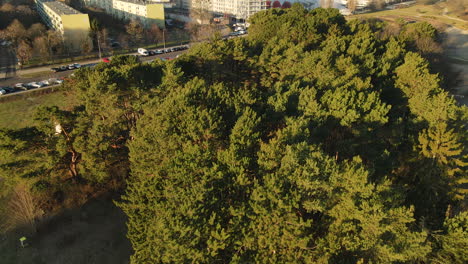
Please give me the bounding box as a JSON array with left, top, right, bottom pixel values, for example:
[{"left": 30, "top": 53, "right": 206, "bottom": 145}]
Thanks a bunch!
[
  {"left": 351, "top": 3, "right": 468, "bottom": 30},
  {"left": 0, "top": 91, "right": 78, "bottom": 129}
]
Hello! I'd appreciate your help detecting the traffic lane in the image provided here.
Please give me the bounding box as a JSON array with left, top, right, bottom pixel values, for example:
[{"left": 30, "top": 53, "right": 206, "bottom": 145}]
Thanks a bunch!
[
  {"left": 0, "top": 51, "right": 181, "bottom": 87},
  {"left": 0, "top": 51, "right": 186, "bottom": 97},
  {"left": 0, "top": 70, "right": 71, "bottom": 87}
]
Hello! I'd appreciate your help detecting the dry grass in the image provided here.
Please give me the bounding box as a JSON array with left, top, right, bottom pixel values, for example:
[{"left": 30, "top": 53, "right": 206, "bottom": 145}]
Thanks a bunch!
[
  {"left": 350, "top": 3, "right": 468, "bottom": 30},
  {"left": 1, "top": 185, "right": 42, "bottom": 234}
]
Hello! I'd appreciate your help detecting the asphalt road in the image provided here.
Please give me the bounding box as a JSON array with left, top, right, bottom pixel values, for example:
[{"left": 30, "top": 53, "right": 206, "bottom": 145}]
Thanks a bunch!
[{"left": 0, "top": 49, "right": 186, "bottom": 97}]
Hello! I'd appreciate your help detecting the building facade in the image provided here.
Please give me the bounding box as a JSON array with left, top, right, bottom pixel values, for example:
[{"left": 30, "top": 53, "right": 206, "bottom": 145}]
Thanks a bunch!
[
  {"left": 35, "top": 0, "right": 92, "bottom": 51},
  {"left": 210, "top": 0, "right": 267, "bottom": 20},
  {"left": 83, "top": 0, "right": 165, "bottom": 28}
]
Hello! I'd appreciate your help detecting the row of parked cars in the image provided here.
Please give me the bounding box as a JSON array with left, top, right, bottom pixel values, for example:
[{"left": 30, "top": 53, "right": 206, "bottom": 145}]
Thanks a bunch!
[
  {"left": 0, "top": 78, "right": 65, "bottom": 95},
  {"left": 51, "top": 63, "right": 82, "bottom": 73},
  {"left": 138, "top": 45, "right": 189, "bottom": 56}
]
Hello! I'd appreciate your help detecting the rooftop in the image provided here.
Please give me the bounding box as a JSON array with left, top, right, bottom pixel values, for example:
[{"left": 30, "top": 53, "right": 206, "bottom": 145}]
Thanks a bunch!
[{"left": 43, "top": 1, "right": 82, "bottom": 15}]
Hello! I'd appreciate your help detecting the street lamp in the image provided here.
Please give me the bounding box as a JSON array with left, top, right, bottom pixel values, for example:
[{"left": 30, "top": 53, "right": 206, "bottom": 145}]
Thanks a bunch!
[{"left": 163, "top": 28, "right": 166, "bottom": 50}]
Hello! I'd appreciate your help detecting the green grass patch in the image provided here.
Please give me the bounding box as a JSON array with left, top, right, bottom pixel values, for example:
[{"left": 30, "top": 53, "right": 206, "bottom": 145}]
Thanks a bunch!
[{"left": 0, "top": 91, "right": 79, "bottom": 129}]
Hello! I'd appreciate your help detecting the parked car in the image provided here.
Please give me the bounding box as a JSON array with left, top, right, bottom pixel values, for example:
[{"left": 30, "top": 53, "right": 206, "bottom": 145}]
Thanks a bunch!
[
  {"left": 1, "top": 86, "right": 16, "bottom": 93},
  {"left": 41, "top": 80, "right": 51, "bottom": 86},
  {"left": 73, "top": 63, "right": 81, "bottom": 68},
  {"left": 60, "top": 65, "right": 67, "bottom": 71},
  {"left": 154, "top": 49, "right": 164, "bottom": 54},
  {"left": 102, "top": 57, "right": 110, "bottom": 63},
  {"left": 28, "top": 82, "right": 44, "bottom": 88},
  {"left": 51, "top": 67, "right": 62, "bottom": 72},
  {"left": 26, "top": 82, "right": 37, "bottom": 88},
  {"left": 67, "top": 64, "right": 75, "bottom": 70},
  {"left": 138, "top": 48, "right": 149, "bottom": 56},
  {"left": 0, "top": 89, "right": 6, "bottom": 95},
  {"left": 15, "top": 83, "right": 27, "bottom": 90},
  {"left": 164, "top": 48, "right": 171, "bottom": 53},
  {"left": 55, "top": 79, "right": 64, "bottom": 84},
  {"left": 110, "top": 41, "right": 120, "bottom": 48},
  {"left": 148, "top": 50, "right": 156, "bottom": 56}
]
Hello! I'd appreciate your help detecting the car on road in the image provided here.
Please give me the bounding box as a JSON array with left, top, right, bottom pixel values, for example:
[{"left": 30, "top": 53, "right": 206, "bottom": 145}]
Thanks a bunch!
[
  {"left": 1, "top": 86, "right": 16, "bottom": 93},
  {"left": 25, "top": 82, "right": 36, "bottom": 88},
  {"left": 138, "top": 48, "right": 149, "bottom": 56},
  {"left": 15, "top": 83, "right": 27, "bottom": 90},
  {"left": 27, "top": 82, "right": 41, "bottom": 88}
]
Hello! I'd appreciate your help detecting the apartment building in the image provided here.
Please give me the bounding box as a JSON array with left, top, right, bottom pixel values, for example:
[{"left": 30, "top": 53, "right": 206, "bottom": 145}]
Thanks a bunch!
[
  {"left": 83, "top": 0, "right": 165, "bottom": 28},
  {"left": 210, "top": 0, "right": 267, "bottom": 20},
  {"left": 35, "top": 0, "right": 93, "bottom": 51}
]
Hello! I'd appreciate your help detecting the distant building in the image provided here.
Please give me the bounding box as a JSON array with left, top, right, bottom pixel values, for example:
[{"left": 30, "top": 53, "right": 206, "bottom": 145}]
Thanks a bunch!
[
  {"left": 210, "top": 0, "right": 267, "bottom": 21},
  {"left": 266, "top": 0, "right": 319, "bottom": 9},
  {"left": 83, "top": 0, "right": 166, "bottom": 28},
  {"left": 35, "top": 0, "right": 93, "bottom": 51}
]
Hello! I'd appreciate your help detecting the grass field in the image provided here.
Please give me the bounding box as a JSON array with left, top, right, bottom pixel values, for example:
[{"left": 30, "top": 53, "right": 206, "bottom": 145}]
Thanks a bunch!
[
  {"left": 351, "top": 3, "right": 468, "bottom": 30},
  {"left": 0, "top": 91, "right": 78, "bottom": 129}
]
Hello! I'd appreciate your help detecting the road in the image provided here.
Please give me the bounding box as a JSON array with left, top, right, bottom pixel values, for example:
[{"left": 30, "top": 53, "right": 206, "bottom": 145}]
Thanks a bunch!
[{"left": 0, "top": 49, "right": 186, "bottom": 96}]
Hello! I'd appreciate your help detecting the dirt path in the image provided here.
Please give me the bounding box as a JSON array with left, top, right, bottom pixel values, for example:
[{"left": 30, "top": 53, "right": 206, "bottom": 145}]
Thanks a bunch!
[{"left": 443, "top": 26, "right": 468, "bottom": 106}]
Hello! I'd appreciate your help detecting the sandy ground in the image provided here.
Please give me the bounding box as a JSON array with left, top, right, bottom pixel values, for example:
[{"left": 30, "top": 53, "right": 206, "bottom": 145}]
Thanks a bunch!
[{"left": 444, "top": 26, "right": 468, "bottom": 106}]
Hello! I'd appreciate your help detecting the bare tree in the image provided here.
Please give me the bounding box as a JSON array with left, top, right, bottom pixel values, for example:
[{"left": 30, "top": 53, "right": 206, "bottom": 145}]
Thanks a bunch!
[
  {"left": 33, "top": 36, "right": 50, "bottom": 59},
  {"left": 126, "top": 19, "right": 144, "bottom": 45},
  {"left": 347, "top": 0, "right": 357, "bottom": 12},
  {"left": 28, "top": 23, "right": 46, "bottom": 40},
  {"left": 118, "top": 33, "right": 129, "bottom": 49},
  {"left": 369, "top": 0, "right": 386, "bottom": 11},
  {"left": 147, "top": 24, "right": 162, "bottom": 44},
  {"left": 0, "top": 3, "right": 15, "bottom": 12},
  {"left": 2, "top": 19, "right": 27, "bottom": 44},
  {"left": 320, "top": 0, "right": 334, "bottom": 8},
  {"left": 46, "top": 30, "right": 64, "bottom": 56},
  {"left": 16, "top": 40, "right": 33, "bottom": 67}
]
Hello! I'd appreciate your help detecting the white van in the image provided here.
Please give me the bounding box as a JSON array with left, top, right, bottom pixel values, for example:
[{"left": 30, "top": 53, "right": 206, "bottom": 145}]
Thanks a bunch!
[{"left": 138, "top": 48, "right": 149, "bottom": 56}]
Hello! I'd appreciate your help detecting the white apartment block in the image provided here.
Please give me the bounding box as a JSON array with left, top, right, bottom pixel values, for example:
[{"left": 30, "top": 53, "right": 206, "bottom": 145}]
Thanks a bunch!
[
  {"left": 83, "top": 0, "right": 166, "bottom": 28},
  {"left": 210, "top": 0, "right": 267, "bottom": 20}
]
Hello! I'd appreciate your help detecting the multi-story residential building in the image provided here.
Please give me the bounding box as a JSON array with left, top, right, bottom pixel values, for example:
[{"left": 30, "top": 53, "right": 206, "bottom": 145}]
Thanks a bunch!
[
  {"left": 35, "top": 0, "right": 93, "bottom": 51},
  {"left": 83, "top": 0, "right": 165, "bottom": 28},
  {"left": 210, "top": 0, "right": 266, "bottom": 21}
]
